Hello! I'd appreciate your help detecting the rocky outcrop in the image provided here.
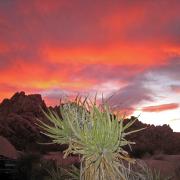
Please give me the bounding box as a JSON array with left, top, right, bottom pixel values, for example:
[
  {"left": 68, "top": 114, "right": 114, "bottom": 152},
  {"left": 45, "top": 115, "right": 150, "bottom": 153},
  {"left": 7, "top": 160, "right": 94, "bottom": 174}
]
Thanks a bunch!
[
  {"left": 0, "top": 91, "right": 46, "bottom": 116},
  {"left": 0, "top": 92, "right": 180, "bottom": 156},
  {"left": 0, "top": 92, "right": 48, "bottom": 151}
]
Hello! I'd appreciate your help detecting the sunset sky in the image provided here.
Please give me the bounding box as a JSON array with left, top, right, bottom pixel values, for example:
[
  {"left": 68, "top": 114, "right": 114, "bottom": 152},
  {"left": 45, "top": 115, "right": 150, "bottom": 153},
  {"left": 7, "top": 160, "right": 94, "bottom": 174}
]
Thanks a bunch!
[{"left": 0, "top": 0, "right": 180, "bottom": 131}]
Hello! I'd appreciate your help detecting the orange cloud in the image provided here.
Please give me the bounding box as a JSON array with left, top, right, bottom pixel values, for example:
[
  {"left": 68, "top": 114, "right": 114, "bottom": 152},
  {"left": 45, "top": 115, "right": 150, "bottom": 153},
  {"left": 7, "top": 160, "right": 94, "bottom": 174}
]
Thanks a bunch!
[
  {"left": 142, "top": 103, "right": 179, "bottom": 112},
  {"left": 42, "top": 45, "right": 165, "bottom": 66},
  {"left": 0, "top": 58, "right": 95, "bottom": 103}
]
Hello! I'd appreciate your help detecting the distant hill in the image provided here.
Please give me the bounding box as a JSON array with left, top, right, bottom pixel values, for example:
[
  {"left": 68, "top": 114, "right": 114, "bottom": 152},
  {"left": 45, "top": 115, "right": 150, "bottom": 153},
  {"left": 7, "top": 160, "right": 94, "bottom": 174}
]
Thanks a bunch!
[
  {"left": 0, "top": 92, "right": 180, "bottom": 157},
  {"left": 124, "top": 117, "right": 180, "bottom": 157}
]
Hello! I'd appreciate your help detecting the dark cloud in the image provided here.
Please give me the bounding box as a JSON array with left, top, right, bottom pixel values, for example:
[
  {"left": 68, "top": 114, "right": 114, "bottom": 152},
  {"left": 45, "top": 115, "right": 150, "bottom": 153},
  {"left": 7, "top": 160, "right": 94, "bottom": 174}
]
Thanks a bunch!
[
  {"left": 107, "top": 77, "right": 153, "bottom": 114},
  {"left": 159, "top": 58, "right": 180, "bottom": 79}
]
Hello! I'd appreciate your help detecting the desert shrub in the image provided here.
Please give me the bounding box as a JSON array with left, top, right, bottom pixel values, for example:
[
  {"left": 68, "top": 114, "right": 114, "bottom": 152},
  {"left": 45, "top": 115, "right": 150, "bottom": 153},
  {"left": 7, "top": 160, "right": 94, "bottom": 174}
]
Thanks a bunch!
[{"left": 37, "top": 96, "right": 143, "bottom": 180}]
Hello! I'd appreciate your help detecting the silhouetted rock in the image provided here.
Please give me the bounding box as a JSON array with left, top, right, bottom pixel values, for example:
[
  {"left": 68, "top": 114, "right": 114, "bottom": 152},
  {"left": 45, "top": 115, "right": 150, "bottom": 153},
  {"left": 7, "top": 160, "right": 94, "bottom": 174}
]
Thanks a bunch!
[
  {"left": 0, "top": 91, "right": 46, "bottom": 116},
  {"left": 124, "top": 117, "right": 180, "bottom": 157},
  {"left": 0, "top": 92, "right": 180, "bottom": 156},
  {"left": 0, "top": 92, "right": 48, "bottom": 151}
]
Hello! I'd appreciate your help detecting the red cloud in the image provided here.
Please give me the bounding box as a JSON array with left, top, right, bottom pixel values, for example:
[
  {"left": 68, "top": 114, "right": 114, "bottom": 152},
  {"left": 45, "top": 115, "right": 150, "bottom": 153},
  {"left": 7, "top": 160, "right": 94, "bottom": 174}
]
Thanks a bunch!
[
  {"left": 142, "top": 103, "right": 179, "bottom": 112},
  {"left": 0, "top": 43, "right": 10, "bottom": 54}
]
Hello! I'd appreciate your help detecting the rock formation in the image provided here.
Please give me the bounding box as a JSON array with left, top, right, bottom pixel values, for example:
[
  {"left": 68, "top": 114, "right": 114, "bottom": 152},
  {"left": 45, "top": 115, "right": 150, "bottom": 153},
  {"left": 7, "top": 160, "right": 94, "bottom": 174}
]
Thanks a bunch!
[
  {"left": 0, "top": 92, "right": 180, "bottom": 156},
  {"left": 0, "top": 92, "right": 47, "bottom": 151}
]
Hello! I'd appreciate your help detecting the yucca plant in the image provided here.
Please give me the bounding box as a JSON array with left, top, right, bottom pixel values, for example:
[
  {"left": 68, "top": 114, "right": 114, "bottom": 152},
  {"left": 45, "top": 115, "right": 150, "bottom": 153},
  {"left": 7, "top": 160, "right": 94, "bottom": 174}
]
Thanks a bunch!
[{"left": 37, "top": 96, "right": 142, "bottom": 180}]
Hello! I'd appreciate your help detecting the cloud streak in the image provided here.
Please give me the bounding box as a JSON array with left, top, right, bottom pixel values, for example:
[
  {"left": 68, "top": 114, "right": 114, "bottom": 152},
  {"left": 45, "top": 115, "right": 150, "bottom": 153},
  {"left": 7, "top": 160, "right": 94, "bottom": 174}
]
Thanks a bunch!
[{"left": 142, "top": 103, "right": 179, "bottom": 112}]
